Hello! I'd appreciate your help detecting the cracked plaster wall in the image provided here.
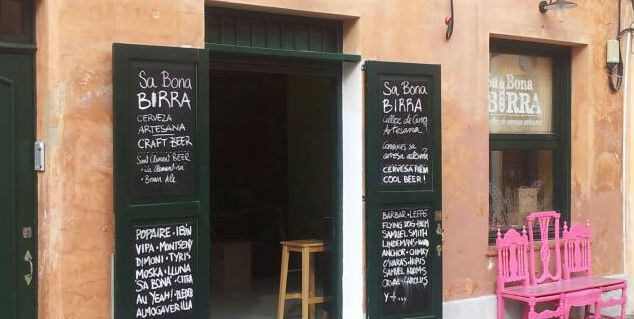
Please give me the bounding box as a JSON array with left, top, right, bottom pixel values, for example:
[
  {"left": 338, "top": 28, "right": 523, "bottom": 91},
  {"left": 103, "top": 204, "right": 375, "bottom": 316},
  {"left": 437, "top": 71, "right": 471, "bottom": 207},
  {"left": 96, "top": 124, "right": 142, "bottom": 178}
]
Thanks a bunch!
[{"left": 33, "top": 0, "right": 628, "bottom": 316}]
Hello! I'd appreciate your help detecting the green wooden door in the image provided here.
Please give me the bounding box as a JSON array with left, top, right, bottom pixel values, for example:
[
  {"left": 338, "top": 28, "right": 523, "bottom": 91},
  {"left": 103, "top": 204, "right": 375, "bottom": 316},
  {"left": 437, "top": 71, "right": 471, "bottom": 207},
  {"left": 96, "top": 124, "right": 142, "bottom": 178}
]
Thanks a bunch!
[
  {"left": 113, "top": 44, "right": 210, "bottom": 319},
  {"left": 365, "top": 61, "right": 442, "bottom": 319},
  {"left": 0, "top": 50, "right": 37, "bottom": 319}
]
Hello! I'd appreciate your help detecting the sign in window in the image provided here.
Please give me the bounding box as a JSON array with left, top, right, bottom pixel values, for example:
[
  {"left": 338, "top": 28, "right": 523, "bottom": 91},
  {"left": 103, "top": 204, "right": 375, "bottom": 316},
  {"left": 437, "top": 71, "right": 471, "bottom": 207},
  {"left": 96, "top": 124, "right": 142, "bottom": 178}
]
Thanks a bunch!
[{"left": 489, "top": 53, "right": 553, "bottom": 134}]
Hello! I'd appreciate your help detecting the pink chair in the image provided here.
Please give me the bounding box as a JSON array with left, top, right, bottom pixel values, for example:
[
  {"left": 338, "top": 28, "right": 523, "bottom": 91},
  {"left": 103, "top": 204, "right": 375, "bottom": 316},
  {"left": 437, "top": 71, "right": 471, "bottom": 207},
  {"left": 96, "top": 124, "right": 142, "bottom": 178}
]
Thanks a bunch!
[
  {"left": 562, "top": 221, "right": 591, "bottom": 281},
  {"left": 497, "top": 212, "right": 627, "bottom": 319},
  {"left": 562, "top": 288, "right": 601, "bottom": 319},
  {"left": 496, "top": 227, "right": 564, "bottom": 319},
  {"left": 562, "top": 221, "right": 626, "bottom": 319},
  {"left": 526, "top": 211, "right": 562, "bottom": 286}
]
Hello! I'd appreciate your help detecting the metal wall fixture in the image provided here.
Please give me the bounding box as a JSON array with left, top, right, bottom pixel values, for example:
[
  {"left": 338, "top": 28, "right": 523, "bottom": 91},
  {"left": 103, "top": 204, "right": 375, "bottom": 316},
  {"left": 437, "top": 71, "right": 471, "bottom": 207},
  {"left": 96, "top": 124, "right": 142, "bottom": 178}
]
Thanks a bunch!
[{"left": 539, "top": 0, "right": 577, "bottom": 13}]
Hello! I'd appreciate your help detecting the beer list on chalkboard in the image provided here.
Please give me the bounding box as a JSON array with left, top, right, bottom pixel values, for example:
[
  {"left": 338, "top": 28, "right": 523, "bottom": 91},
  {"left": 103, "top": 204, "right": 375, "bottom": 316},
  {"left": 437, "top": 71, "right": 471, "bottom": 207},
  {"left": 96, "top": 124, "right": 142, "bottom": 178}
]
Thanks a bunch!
[
  {"left": 133, "top": 66, "right": 196, "bottom": 199},
  {"left": 381, "top": 79, "right": 432, "bottom": 188},
  {"left": 366, "top": 64, "right": 440, "bottom": 319},
  {"left": 133, "top": 222, "right": 196, "bottom": 319},
  {"left": 381, "top": 207, "right": 432, "bottom": 314}
]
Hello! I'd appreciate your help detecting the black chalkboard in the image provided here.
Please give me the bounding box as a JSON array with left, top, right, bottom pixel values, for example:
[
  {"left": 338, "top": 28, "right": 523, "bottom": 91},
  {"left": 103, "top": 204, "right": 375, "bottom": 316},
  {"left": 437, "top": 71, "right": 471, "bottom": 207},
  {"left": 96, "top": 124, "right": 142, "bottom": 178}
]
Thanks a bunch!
[
  {"left": 380, "top": 207, "right": 433, "bottom": 315},
  {"left": 380, "top": 79, "right": 432, "bottom": 189},
  {"left": 132, "top": 221, "right": 196, "bottom": 319},
  {"left": 132, "top": 66, "right": 197, "bottom": 199},
  {"left": 114, "top": 44, "right": 209, "bottom": 319},
  {"left": 365, "top": 61, "right": 441, "bottom": 319}
]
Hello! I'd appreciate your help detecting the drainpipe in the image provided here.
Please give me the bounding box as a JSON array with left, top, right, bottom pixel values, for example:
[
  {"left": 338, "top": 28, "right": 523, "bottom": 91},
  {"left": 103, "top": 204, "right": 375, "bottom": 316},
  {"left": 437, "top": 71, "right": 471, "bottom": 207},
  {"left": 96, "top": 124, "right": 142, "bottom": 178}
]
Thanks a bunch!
[
  {"left": 624, "top": 29, "right": 632, "bottom": 289},
  {"left": 623, "top": 30, "right": 629, "bottom": 272}
]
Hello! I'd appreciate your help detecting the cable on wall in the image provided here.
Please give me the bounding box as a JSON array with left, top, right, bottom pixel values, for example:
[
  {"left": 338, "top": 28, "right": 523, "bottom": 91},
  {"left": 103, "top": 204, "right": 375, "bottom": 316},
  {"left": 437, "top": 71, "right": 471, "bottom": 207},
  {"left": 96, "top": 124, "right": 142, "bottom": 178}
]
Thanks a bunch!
[
  {"left": 445, "top": 0, "right": 454, "bottom": 40},
  {"left": 609, "top": 0, "right": 634, "bottom": 92},
  {"left": 608, "top": 0, "right": 624, "bottom": 93}
]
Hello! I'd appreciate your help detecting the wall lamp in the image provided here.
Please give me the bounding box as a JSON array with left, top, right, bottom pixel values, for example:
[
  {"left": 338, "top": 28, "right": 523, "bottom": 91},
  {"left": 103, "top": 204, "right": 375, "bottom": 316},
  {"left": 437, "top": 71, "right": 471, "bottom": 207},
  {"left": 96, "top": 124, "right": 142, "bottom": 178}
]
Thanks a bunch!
[{"left": 539, "top": 0, "right": 577, "bottom": 13}]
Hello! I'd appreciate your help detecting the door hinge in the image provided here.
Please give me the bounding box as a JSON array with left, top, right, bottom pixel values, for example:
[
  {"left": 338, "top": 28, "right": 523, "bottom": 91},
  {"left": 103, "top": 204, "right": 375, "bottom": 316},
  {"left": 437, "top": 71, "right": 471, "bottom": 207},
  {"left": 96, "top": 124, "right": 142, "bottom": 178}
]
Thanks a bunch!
[
  {"left": 436, "top": 223, "right": 445, "bottom": 243},
  {"left": 435, "top": 211, "right": 445, "bottom": 257},
  {"left": 435, "top": 224, "right": 444, "bottom": 257},
  {"left": 24, "top": 250, "right": 33, "bottom": 286},
  {"left": 34, "top": 141, "right": 45, "bottom": 172}
]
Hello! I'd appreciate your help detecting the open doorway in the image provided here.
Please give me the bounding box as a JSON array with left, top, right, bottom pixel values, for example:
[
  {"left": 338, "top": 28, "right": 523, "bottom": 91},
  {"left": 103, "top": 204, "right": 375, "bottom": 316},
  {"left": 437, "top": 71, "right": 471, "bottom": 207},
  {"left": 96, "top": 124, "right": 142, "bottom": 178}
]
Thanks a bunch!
[{"left": 209, "top": 66, "right": 338, "bottom": 319}]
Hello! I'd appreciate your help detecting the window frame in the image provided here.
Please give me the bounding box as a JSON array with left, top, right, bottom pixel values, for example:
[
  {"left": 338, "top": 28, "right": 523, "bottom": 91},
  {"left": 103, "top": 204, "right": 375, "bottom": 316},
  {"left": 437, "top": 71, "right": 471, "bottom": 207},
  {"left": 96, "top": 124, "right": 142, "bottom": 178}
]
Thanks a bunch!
[
  {"left": 488, "top": 39, "right": 571, "bottom": 244},
  {"left": 0, "top": 0, "right": 34, "bottom": 45}
]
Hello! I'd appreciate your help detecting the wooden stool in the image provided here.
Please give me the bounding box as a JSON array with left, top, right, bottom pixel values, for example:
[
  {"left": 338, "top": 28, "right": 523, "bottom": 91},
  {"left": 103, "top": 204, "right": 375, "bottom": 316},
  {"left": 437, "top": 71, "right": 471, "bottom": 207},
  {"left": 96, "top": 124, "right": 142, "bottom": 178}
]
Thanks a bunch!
[{"left": 277, "top": 240, "right": 325, "bottom": 319}]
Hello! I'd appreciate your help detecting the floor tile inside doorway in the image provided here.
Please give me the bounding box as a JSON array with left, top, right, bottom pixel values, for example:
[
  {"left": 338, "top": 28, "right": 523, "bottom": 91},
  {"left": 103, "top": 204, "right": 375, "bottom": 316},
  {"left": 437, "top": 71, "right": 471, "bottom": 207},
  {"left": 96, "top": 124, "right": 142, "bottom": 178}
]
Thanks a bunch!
[{"left": 210, "top": 276, "right": 326, "bottom": 319}]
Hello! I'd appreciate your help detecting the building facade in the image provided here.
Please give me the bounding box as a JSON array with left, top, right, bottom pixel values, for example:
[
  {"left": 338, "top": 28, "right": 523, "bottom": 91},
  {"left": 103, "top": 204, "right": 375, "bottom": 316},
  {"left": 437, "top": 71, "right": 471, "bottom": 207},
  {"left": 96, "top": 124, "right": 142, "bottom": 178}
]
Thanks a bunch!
[{"left": 0, "top": 0, "right": 632, "bottom": 318}]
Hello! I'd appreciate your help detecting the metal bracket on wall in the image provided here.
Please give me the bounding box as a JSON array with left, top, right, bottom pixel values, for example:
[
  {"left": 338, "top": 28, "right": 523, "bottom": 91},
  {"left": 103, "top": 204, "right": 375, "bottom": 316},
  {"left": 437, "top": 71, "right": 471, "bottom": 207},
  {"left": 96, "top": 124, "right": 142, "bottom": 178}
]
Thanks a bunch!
[{"left": 34, "top": 141, "right": 45, "bottom": 172}]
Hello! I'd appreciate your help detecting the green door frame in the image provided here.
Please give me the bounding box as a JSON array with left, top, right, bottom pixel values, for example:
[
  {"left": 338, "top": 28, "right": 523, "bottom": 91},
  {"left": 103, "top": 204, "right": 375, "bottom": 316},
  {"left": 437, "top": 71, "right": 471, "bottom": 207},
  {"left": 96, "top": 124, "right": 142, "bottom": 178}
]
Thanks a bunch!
[
  {"left": 0, "top": 0, "right": 38, "bottom": 317},
  {"left": 0, "top": 43, "right": 38, "bottom": 319},
  {"left": 204, "top": 7, "right": 359, "bottom": 315},
  {"left": 208, "top": 50, "right": 346, "bottom": 318}
]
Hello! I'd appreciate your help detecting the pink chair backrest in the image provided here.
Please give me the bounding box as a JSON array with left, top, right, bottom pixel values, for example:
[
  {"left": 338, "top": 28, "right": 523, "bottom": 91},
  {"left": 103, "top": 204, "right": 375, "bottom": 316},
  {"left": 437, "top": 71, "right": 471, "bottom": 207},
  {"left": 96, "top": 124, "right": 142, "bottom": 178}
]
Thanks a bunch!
[
  {"left": 496, "top": 227, "right": 530, "bottom": 291},
  {"left": 526, "top": 211, "right": 562, "bottom": 285},
  {"left": 562, "top": 221, "right": 592, "bottom": 280}
]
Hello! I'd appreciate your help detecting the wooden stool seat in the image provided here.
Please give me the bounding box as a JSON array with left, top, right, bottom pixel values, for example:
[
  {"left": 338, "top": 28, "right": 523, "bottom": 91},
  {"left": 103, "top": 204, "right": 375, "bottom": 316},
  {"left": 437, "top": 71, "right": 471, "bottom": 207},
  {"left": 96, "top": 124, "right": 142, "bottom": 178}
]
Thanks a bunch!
[
  {"left": 277, "top": 240, "right": 326, "bottom": 319},
  {"left": 281, "top": 239, "right": 325, "bottom": 249}
]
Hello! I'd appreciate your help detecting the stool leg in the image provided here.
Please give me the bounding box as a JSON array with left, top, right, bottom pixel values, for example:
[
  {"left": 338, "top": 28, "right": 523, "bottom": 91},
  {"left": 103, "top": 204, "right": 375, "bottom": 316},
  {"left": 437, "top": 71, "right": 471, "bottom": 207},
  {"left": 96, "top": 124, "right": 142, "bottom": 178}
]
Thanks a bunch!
[
  {"left": 277, "top": 246, "right": 289, "bottom": 319},
  {"left": 302, "top": 247, "right": 310, "bottom": 319},
  {"left": 309, "top": 254, "right": 316, "bottom": 318}
]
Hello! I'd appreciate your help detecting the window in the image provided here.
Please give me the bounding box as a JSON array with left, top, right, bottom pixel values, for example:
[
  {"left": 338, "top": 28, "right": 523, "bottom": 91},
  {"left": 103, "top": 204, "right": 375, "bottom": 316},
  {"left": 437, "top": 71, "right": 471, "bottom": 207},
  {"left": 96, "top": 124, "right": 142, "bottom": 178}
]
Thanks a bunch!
[
  {"left": 488, "top": 39, "right": 570, "bottom": 242},
  {"left": 1, "top": 0, "right": 23, "bottom": 36},
  {"left": 0, "top": 0, "right": 33, "bottom": 44}
]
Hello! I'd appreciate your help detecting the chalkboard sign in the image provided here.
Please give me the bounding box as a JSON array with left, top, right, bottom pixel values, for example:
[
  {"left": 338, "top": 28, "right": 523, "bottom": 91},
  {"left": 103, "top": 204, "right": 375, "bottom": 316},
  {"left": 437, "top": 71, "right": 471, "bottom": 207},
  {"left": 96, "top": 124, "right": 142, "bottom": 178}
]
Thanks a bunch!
[
  {"left": 132, "top": 66, "right": 197, "bottom": 199},
  {"left": 380, "top": 207, "right": 432, "bottom": 315},
  {"left": 132, "top": 221, "right": 196, "bottom": 319},
  {"left": 365, "top": 61, "right": 441, "bottom": 319},
  {"left": 114, "top": 44, "right": 209, "bottom": 319},
  {"left": 380, "top": 79, "right": 432, "bottom": 188}
]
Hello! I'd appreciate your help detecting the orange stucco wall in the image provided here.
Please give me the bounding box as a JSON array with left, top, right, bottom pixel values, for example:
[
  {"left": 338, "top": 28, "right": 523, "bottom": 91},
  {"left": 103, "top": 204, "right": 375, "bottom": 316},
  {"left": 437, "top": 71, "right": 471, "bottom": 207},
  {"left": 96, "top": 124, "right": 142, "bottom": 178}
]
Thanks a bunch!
[
  {"left": 35, "top": 0, "right": 204, "bottom": 317},
  {"left": 34, "top": 0, "right": 627, "bottom": 317},
  {"left": 207, "top": 0, "right": 625, "bottom": 300},
  {"left": 623, "top": 0, "right": 634, "bottom": 295}
]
